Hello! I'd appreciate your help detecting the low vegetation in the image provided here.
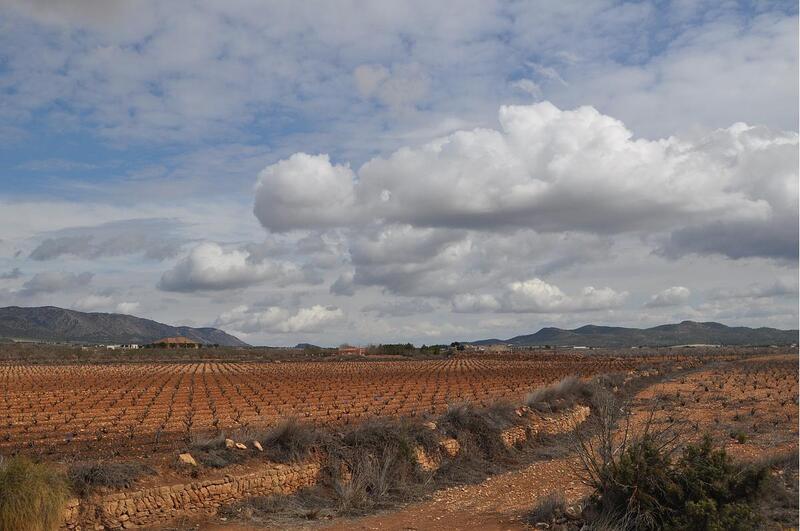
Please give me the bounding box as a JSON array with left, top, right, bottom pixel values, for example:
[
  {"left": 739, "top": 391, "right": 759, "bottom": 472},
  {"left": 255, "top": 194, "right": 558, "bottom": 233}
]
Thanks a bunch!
[
  {"left": 526, "top": 375, "right": 594, "bottom": 412},
  {"left": 564, "top": 386, "right": 798, "bottom": 530},
  {"left": 254, "top": 417, "right": 320, "bottom": 463},
  {"left": 528, "top": 491, "right": 567, "bottom": 525},
  {"left": 68, "top": 461, "right": 155, "bottom": 497},
  {"left": 222, "top": 400, "right": 533, "bottom": 522},
  {"left": 189, "top": 433, "right": 247, "bottom": 468},
  {"left": 0, "top": 456, "right": 69, "bottom": 531}
]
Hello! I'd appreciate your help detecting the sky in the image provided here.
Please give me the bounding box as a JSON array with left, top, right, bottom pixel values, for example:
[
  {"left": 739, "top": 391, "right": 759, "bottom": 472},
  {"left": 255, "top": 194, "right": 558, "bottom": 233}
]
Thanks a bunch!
[{"left": 0, "top": 0, "right": 797, "bottom": 346}]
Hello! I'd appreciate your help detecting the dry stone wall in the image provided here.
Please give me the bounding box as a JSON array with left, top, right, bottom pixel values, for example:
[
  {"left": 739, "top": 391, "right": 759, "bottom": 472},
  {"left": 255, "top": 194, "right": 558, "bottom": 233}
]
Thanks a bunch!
[
  {"left": 63, "top": 405, "right": 590, "bottom": 529},
  {"left": 63, "top": 462, "right": 319, "bottom": 530}
]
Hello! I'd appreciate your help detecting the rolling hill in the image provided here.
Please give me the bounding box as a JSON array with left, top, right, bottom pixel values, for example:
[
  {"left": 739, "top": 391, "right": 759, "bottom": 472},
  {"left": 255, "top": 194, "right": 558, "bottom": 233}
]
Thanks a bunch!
[
  {"left": 0, "top": 306, "right": 249, "bottom": 346},
  {"left": 471, "top": 320, "right": 798, "bottom": 348}
]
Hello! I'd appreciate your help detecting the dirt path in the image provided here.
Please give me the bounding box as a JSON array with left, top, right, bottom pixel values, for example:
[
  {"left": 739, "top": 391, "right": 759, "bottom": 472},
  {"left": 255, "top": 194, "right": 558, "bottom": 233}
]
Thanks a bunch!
[
  {"left": 318, "top": 457, "right": 588, "bottom": 531},
  {"left": 202, "top": 456, "right": 588, "bottom": 531}
]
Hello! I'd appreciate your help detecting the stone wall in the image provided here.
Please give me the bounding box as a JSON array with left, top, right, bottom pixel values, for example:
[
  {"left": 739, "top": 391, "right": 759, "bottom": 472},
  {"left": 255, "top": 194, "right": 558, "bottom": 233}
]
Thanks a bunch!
[
  {"left": 63, "top": 405, "right": 590, "bottom": 529},
  {"left": 63, "top": 462, "right": 320, "bottom": 530}
]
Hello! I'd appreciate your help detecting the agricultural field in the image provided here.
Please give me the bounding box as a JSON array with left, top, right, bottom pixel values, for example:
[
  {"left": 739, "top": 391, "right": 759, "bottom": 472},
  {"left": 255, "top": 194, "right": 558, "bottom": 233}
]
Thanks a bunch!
[
  {"left": 0, "top": 348, "right": 737, "bottom": 460},
  {"left": 0, "top": 345, "right": 796, "bottom": 530},
  {"left": 636, "top": 353, "right": 799, "bottom": 458}
]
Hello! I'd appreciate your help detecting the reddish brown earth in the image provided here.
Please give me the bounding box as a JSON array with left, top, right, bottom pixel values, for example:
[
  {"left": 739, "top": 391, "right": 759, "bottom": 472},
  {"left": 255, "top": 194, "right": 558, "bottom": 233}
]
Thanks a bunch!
[
  {"left": 197, "top": 456, "right": 589, "bottom": 531},
  {"left": 0, "top": 353, "right": 704, "bottom": 459},
  {"left": 199, "top": 351, "right": 798, "bottom": 531},
  {"left": 634, "top": 353, "right": 798, "bottom": 459}
]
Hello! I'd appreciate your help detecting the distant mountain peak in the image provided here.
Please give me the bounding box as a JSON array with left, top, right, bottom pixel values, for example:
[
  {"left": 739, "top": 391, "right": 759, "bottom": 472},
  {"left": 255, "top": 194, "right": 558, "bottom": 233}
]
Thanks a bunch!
[{"left": 0, "top": 306, "right": 249, "bottom": 347}]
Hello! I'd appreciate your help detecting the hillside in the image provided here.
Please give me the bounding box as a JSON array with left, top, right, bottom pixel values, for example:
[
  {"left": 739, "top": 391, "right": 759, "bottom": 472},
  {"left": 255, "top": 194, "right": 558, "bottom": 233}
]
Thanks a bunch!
[
  {"left": 0, "top": 306, "right": 249, "bottom": 346},
  {"left": 472, "top": 320, "right": 798, "bottom": 348}
]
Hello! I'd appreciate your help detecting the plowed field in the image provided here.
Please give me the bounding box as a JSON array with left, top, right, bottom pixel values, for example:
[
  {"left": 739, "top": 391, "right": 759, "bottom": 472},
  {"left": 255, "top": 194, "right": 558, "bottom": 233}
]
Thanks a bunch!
[{"left": 0, "top": 353, "right": 703, "bottom": 458}]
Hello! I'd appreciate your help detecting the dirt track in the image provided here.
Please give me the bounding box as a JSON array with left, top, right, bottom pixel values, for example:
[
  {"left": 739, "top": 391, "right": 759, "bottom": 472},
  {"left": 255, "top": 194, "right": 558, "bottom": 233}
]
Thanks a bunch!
[
  {"left": 201, "top": 352, "right": 798, "bottom": 531},
  {"left": 201, "top": 455, "right": 589, "bottom": 531}
]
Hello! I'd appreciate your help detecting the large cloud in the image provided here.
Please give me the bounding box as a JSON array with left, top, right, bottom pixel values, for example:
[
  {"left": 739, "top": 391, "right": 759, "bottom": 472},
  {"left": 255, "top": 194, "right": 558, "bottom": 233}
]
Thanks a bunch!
[
  {"left": 215, "top": 304, "right": 344, "bottom": 334},
  {"left": 347, "top": 225, "right": 472, "bottom": 297},
  {"left": 454, "top": 277, "right": 627, "bottom": 314},
  {"left": 158, "top": 242, "right": 305, "bottom": 292},
  {"left": 645, "top": 286, "right": 691, "bottom": 308},
  {"left": 253, "top": 153, "right": 356, "bottom": 232},
  {"left": 254, "top": 103, "right": 798, "bottom": 262}
]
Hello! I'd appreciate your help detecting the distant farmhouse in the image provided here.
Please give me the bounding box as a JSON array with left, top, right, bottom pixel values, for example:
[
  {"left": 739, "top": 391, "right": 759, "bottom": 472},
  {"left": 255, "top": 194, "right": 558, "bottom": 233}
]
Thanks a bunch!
[{"left": 147, "top": 336, "right": 201, "bottom": 349}]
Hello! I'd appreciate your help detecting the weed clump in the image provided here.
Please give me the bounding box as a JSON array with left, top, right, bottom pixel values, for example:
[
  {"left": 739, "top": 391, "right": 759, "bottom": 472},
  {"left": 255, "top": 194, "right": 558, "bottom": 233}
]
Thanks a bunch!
[
  {"left": 68, "top": 461, "right": 155, "bottom": 496},
  {"left": 525, "top": 375, "right": 598, "bottom": 412},
  {"left": 528, "top": 491, "right": 567, "bottom": 524},
  {"left": 254, "top": 418, "right": 320, "bottom": 463},
  {"left": 189, "top": 433, "right": 245, "bottom": 468},
  {"left": 0, "top": 456, "right": 69, "bottom": 531},
  {"left": 324, "top": 418, "right": 438, "bottom": 514}
]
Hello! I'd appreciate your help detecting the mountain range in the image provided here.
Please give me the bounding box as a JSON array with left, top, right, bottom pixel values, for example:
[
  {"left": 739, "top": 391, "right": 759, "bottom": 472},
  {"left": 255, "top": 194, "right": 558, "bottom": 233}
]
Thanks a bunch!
[
  {"left": 0, "top": 306, "right": 248, "bottom": 346},
  {"left": 470, "top": 320, "right": 798, "bottom": 348}
]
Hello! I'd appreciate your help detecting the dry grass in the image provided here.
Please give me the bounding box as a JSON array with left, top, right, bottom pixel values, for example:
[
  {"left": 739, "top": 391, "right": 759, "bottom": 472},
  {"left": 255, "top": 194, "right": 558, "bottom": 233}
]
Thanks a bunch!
[
  {"left": 68, "top": 461, "right": 155, "bottom": 497},
  {"left": 251, "top": 418, "right": 320, "bottom": 463},
  {"left": 0, "top": 456, "right": 69, "bottom": 531},
  {"left": 527, "top": 491, "right": 567, "bottom": 524}
]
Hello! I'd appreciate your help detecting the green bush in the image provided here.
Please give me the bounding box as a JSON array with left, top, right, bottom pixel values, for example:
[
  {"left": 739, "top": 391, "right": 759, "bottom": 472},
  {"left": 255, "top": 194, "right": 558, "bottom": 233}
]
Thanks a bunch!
[
  {"left": 0, "top": 456, "right": 69, "bottom": 531},
  {"left": 587, "top": 435, "right": 766, "bottom": 530}
]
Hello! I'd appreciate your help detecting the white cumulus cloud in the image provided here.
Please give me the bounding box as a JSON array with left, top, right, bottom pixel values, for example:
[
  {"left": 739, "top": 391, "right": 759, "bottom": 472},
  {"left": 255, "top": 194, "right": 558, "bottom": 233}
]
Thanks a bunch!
[
  {"left": 454, "top": 278, "right": 627, "bottom": 314},
  {"left": 158, "top": 242, "right": 305, "bottom": 292},
  {"left": 215, "top": 304, "right": 344, "bottom": 334},
  {"left": 254, "top": 102, "right": 797, "bottom": 261},
  {"left": 645, "top": 286, "right": 691, "bottom": 308}
]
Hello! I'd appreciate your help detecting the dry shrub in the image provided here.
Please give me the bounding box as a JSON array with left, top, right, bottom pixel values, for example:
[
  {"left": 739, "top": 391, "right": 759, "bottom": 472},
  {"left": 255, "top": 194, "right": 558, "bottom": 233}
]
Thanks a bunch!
[
  {"left": 220, "top": 489, "right": 330, "bottom": 521},
  {"left": 0, "top": 456, "right": 69, "bottom": 531},
  {"left": 254, "top": 418, "right": 319, "bottom": 463},
  {"left": 526, "top": 375, "right": 595, "bottom": 412},
  {"left": 189, "top": 432, "right": 245, "bottom": 468},
  {"left": 571, "top": 389, "right": 772, "bottom": 530},
  {"left": 324, "top": 418, "right": 437, "bottom": 513},
  {"left": 331, "top": 448, "right": 401, "bottom": 513},
  {"left": 528, "top": 491, "right": 566, "bottom": 524},
  {"left": 439, "top": 401, "right": 519, "bottom": 460},
  {"left": 68, "top": 461, "right": 155, "bottom": 496}
]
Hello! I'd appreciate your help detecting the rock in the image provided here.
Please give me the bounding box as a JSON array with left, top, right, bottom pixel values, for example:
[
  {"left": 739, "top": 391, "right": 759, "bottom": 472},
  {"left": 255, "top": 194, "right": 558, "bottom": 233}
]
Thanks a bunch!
[
  {"left": 253, "top": 441, "right": 264, "bottom": 451},
  {"left": 423, "top": 421, "right": 437, "bottom": 430},
  {"left": 235, "top": 442, "right": 247, "bottom": 450},
  {"left": 178, "top": 453, "right": 197, "bottom": 466},
  {"left": 224, "top": 438, "right": 235, "bottom": 449}
]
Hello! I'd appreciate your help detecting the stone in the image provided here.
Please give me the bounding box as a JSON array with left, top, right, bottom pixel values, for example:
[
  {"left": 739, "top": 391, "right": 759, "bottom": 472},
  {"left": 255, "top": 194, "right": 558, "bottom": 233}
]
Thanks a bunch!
[
  {"left": 224, "top": 438, "right": 236, "bottom": 449},
  {"left": 253, "top": 440, "right": 264, "bottom": 451},
  {"left": 178, "top": 453, "right": 197, "bottom": 466},
  {"left": 235, "top": 442, "right": 247, "bottom": 450}
]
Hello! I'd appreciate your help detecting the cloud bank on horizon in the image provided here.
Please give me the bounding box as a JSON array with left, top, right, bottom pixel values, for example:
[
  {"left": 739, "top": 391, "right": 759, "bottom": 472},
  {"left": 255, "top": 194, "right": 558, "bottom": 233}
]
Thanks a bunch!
[{"left": 0, "top": 1, "right": 797, "bottom": 345}]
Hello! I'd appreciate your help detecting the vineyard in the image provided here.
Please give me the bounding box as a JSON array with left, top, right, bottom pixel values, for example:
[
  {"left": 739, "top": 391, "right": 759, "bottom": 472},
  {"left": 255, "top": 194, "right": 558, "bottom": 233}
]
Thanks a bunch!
[
  {"left": 0, "top": 352, "right": 716, "bottom": 458},
  {"left": 636, "top": 353, "right": 799, "bottom": 457}
]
